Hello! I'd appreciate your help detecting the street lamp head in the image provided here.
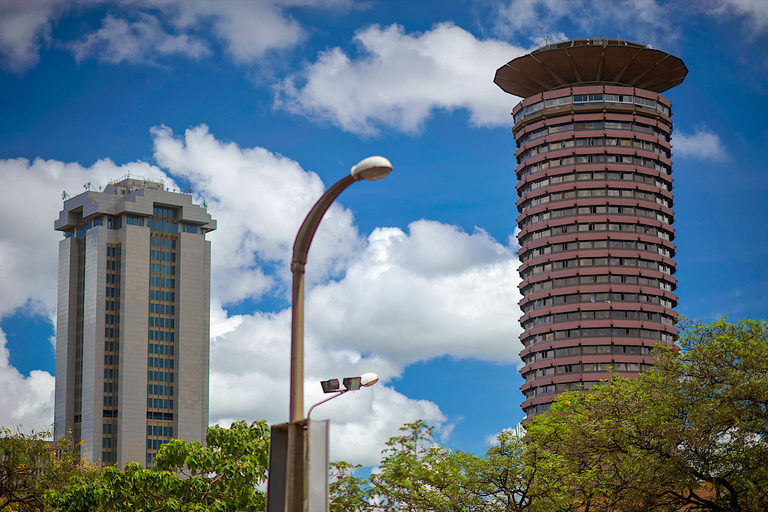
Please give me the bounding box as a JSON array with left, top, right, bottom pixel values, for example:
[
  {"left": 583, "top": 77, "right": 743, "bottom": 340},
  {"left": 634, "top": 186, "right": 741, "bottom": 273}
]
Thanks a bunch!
[
  {"left": 359, "top": 372, "right": 379, "bottom": 387},
  {"left": 350, "top": 156, "right": 393, "bottom": 181}
]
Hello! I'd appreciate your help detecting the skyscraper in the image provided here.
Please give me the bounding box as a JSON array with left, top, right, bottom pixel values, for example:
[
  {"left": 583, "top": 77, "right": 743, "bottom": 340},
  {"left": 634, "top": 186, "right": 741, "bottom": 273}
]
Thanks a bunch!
[
  {"left": 494, "top": 39, "right": 687, "bottom": 419},
  {"left": 54, "top": 177, "right": 216, "bottom": 467}
]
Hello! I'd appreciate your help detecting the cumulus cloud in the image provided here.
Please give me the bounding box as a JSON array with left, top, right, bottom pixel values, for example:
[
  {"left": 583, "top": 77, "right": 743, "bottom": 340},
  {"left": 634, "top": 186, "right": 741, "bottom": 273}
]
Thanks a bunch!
[
  {"left": 0, "top": 126, "right": 522, "bottom": 463},
  {"left": 150, "top": 124, "right": 363, "bottom": 304},
  {"left": 491, "top": 0, "right": 677, "bottom": 48},
  {"left": 672, "top": 126, "right": 728, "bottom": 161},
  {"left": 274, "top": 23, "right": 525, "bottom": 135},
  {"left": 0, "top": 156, "right": 169, "bottom": 318},
  {"left": 710, "top": 0, "right": 768, "bottom": 33},
  {"left": 0, "top": 0, "right": 67, "bottom": 72},
  {"left": 0, "top": 329, "right": 56, "bottom": 430},
  {"left": 69, "top": 13, "right": 210, "bottom": 64}
]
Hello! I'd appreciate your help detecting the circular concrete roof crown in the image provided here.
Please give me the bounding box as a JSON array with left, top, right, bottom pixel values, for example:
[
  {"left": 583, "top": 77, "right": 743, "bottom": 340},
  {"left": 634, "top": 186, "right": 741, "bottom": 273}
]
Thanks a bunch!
[{"left": 494, "top": 38, "right": 688, "bottom": 97}]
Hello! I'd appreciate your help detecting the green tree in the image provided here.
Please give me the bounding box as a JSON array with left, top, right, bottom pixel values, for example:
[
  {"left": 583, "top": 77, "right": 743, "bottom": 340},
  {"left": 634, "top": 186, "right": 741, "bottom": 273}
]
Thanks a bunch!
[
  {"left": 329, "top": 461, "right": 372, "bottom": 512},
  {"left": 463, "top": 429, "right": 538, "bottom": 512},
  {"left": 369, "top": 420, "right": 481, "bottom": 511},
  {"left": 524, "top": 318, "right": 768, "bottom": 512},
  {"left": 46, "top": 420, "right": 270, "bottom": 512},
  {"left": 0, "top": 427, "right": 92, "bottom": 512}
]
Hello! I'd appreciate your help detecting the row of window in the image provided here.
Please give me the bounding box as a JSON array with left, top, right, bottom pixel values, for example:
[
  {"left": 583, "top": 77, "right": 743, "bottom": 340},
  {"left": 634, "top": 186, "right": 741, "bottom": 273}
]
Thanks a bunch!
[
  {"left": 104, "top": 368, "right": 118, "bottom": 379},
  {"left": 150, "top": 263, "right": 176, "bottom": 275},
  {"left": 149, "top": 218, "right": 178, "bottom": 234},
  {"left": 150, "top": 303, "right": 174, "bottom": 315},
  {"left": 522, "top": 310, "right": 674, "bottom": 331},
  {"left": 149, "top": 343, "right": 174, "bottom": 355},
  {"left": 523, "top": 380, "right": 602, "bottom": 400},
  {"left": 522, "top": 344, "right": 653, "bottom": 365},
  {"left": 522, "top": 274, "right": 675, "bottom": 296},
  {"left": 105, "top": 273, "right": 120, "bottom": 284},
  {"left": 148, "top": 398, "right": 174, "bottom": 410},
  {"left": 519, "top": 153, "right": 671, "bottom": 181},
  {"left": 126, "top": 216, "right": 144, "bottom": 226},
  {"left": 147, "top": 424, "right": 174, "bottom": 437},
  {"left": 104, "top": 341, "right": 119, "bottom": 352},
  {"left": 148, "top": 370, "right": 174, "bottom": 383},
  {"left": 104, "top": 396, "right": 117, "bottom": 406},
  {"left": 150, "top": 290, "right": 175, "bottom": 302},
  {"left": 151, "top": 249, "right": 176, "bottom": 262},
  {"left": 522, "top": 292, "right": 675, "bottom": 313},
  {"left": 148, "top": 357, "right": 175, "bottom": 369},
  {"left": 103, "top": 382, "right": 118, "bottom": 393},
  {"left": 104, "top": 327, "right": 120, "bottom": 338},
  {"left": 518, "top": 136, "right": 670, "bottom": 164},
  {"left": 519, "top": 170, "right": 671, "bottom": 196},
  {"left": 517, "top": 119, "right": 670, "bottom": 147},
  {"left": 153, "top": 207, "right": 177, "bottom": 219},
  {"left": 107, "top": 246, "right": 121, "bottom": 257},
  {"left": 105, "top": 314, "right": 120, "bottom": 325},
  {"left": 149, "top": 276, "right": 176, "bottom": 288},
  {"left": 149, "top": 316, "right": 175, "bottom": 329},
  {"left": 519, "top": 222, "right": 673, "bottom": 248},
  {"left": 103, "top": 409, "right": 118, "bottom": 418},
  {"left": 148, "top": 330, "right": 174, "bottom": 342},
  {"left": 106, "top": 286, "right": 119, "bottom": 297},
  {"left": 520, "top": 187, "right": 672, "bottom": 214},
  {"left": 522, "top": 327, "right": 675, "bottom": 347},
  {"left": 520, "top": 239, "right": 673, "bottom": 263},
  {"left": 524, "top": 361, "right": 654, "bottom": 382},
  {"left": 104, "top": 354, "right": 119, "bottom": 365},
  {"left": 181, "top": 224, "right": 198, "bottom": 234},
  {"left": 151, "top": 236, "right": 177, "bottom": 249},
  {"left": 520, "top": 256, "right": 674, "bottom": 280},
  {"left": 148, "top": 384, "right": 174, "bottom": 396},
  {"left": 147, "top": 411, "right": 174, "bottom": 421},
  {"left": 514, "top": 93, "right": 670, "bottom": 124},
  {"left": 106, "top": 300, "right": 120, "bottom": 311},
  {"left": 519, "top": 204, "right": 672, "bottom": 232}
]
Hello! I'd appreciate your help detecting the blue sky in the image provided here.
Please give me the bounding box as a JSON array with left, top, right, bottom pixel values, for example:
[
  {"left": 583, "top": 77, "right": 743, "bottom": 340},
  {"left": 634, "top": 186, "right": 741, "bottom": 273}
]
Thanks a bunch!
[{"left": 0, "top": 0, "right": 766, "bottom": 464}]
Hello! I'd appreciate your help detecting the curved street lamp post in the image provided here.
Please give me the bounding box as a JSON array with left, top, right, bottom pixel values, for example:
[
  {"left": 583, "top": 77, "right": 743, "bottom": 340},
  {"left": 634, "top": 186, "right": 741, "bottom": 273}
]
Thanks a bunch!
[{"left": 272, "top": 156, "right": 392, "bottom": 512}]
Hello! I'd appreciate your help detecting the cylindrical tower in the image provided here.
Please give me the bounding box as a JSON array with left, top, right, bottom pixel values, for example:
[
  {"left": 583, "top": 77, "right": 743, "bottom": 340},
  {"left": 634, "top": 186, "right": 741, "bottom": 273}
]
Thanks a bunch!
[{"left": 494, "top": 39, "right": 687, "bottom": 420}]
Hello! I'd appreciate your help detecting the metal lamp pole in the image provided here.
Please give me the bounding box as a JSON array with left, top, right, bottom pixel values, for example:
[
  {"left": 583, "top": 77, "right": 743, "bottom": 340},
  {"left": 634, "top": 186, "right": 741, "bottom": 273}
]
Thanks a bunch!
[{"left": 284, "top": 156, "right": 392, "bottom": 512}]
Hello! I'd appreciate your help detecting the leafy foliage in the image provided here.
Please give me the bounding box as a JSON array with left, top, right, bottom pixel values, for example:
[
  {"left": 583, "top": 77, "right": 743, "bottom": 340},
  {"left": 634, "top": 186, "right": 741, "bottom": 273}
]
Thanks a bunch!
[
  {"left": 0, "top": 427, "right": 94, "bottom": 512},
  {"left": 45, "top": 420, "right": 270, "bottom": 512},
  {"left": 524, "top": 317, "right": 768, "bottom": 512}
]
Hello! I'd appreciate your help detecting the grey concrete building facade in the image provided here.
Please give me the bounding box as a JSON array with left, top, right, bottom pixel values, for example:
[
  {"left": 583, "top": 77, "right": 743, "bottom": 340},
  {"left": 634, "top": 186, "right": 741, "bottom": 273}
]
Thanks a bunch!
[{"left": 54, "top": 177, "right": 216, "bottom": 467}]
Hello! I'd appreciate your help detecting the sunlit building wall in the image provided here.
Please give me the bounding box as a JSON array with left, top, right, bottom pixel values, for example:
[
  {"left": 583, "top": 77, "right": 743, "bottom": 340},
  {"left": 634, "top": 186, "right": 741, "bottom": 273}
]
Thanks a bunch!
[{"left": 54, "top": 178, "right": 216, "bottom": 467}]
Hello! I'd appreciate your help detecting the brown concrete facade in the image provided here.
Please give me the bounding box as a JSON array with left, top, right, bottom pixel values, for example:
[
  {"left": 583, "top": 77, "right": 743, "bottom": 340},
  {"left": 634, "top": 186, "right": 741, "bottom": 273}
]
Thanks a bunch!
[{"left": 495, "top": 40, "right": 686, "bottom": 420}]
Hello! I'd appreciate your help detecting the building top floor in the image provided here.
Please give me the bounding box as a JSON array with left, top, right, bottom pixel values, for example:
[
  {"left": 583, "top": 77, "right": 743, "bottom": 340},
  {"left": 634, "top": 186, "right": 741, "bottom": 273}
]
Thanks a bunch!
[{"left": 54, "top": 177, "right": 216, "bottom": 233}]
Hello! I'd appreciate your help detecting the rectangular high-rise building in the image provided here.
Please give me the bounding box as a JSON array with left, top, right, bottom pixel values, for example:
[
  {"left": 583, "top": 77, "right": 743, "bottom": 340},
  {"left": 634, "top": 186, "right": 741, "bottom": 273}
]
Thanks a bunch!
[{"left": 54, "top": 177, "right": 216, "bottom": 467}]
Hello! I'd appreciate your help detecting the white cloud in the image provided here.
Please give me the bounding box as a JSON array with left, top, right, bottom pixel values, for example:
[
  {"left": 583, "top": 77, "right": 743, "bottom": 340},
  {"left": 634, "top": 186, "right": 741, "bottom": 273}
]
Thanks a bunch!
[
  {"left": 491, "top": 0, "right": 677, "bottom": 48},
  {"left": 69, "top": 13, "right": 210, "bottom": 64},
  {"left": 274, "top": 23, "right": 525, "bottom": 135},
  {"left": 150, "top": 124, "right": 363, "bottom": 304},
  {"left": 0, "top": 156, "right": 169, "bottom": 319},
  {"left": 710, "top": 0, "right": 768, "bottom": 32},
  {"left": 0, "top": 0, "right": 67, "bottom": 72},
  {"left": 0, "top": 126, "right": 522, "bottom": 464},
  {"left": 0, "top": 329, "right": 56, "bottom": 430},
  {"left": 672, "top": 126, "right": 728, "bottom": 161}
]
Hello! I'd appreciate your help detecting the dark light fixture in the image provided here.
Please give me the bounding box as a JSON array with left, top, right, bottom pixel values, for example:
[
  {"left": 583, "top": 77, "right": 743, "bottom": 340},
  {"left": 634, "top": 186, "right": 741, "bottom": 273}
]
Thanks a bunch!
[
  {"left": 320, "top": 379, "right": 340, "bottom": 394},
  {"left": 342, "top": 377, "right": 361, "bottom": 391}
]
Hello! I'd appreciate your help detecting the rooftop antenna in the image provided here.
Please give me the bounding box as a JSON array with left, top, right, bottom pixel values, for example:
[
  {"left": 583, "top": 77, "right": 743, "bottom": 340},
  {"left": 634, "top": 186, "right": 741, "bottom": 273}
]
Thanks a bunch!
[{"left": 62, "top": 191, "right": 69, "bottom": 200}]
